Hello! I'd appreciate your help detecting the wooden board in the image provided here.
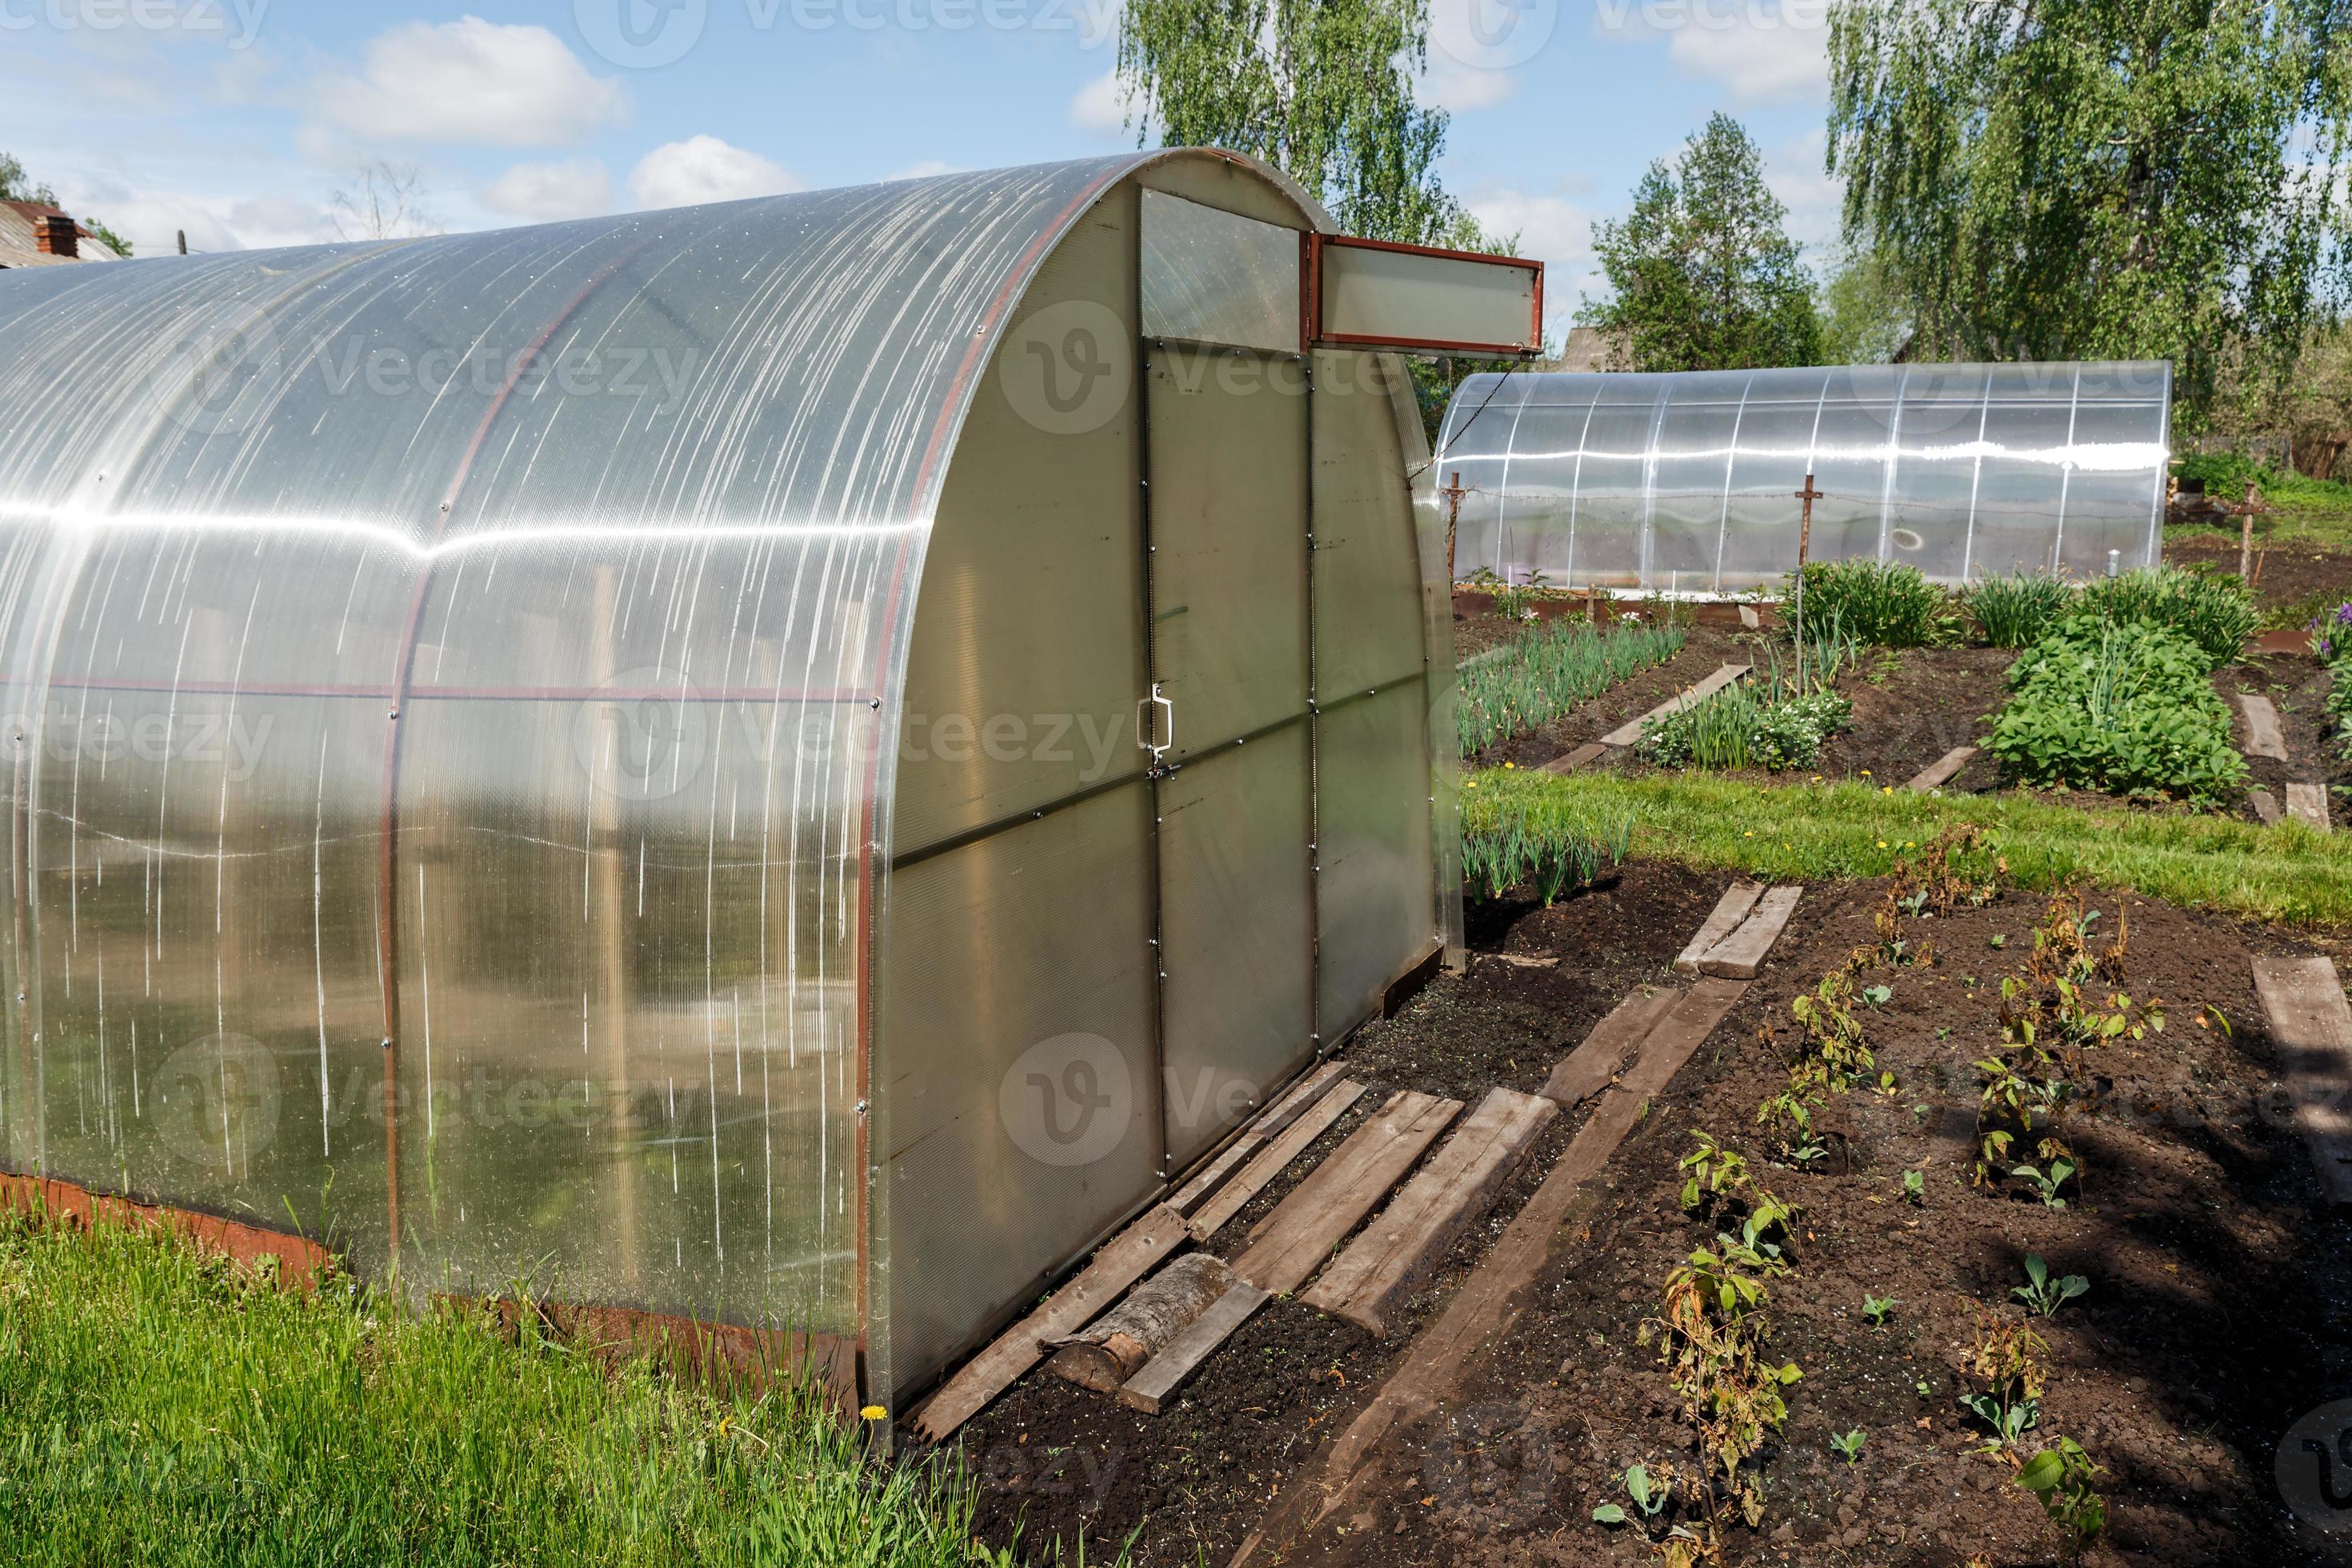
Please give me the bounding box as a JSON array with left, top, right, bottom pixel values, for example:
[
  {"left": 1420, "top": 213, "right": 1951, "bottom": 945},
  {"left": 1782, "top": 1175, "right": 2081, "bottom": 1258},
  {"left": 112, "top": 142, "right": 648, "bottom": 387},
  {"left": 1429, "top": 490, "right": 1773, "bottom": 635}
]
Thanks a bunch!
[
  {"left": 1186, "top": 1078, "right": 1367, "bottom": 1241},
  {"left": 2253, "top": 789, "right": 2283, "bottom": 827},
  {"left": 1538, "top": 986, "right": 1679, "bottom": 1107},
  {"left": 1300, "top": 1087, "right": 1559, "bottom": 1336},
  {"left": 1117, "top": 1281, "right": 1270, "bottom": 1414},
  {"left": 1698, "top": 885, "right": 1803, "bottom": 979},
  {"left": 1905, "top": 746, "right": 1978, "bottom": 793},
  {"left": 2239, "top": 694, "right": 2289, "bottom": 761},
  {"left": 1167, "top": 1060, "right": 1350, "bottom": 1217},
  {"left": 1674, "top": 882, "right": 1764, "bottom": 975},
  {"left": 2290, "top": 782, "right": 2331, "bottom": 830},
  {"left": 1538, "top": 741, "right": 1608, "bottom": 775},
  {"left": 913, "top": 1204, "right": 1190, "bottom": 1442},
  {"left": 1226, "top": 978, "right": 1750, "bottom": 1566},
  {"left": 2253, "top": 954, "right": 2352, "bottom": 1204},
  {"left": 1232, "top": 1090, "right": 1462, "bottom": 1296},
  {"left": 1598, "top": 663, "right": 1751, "bottom": 747}
]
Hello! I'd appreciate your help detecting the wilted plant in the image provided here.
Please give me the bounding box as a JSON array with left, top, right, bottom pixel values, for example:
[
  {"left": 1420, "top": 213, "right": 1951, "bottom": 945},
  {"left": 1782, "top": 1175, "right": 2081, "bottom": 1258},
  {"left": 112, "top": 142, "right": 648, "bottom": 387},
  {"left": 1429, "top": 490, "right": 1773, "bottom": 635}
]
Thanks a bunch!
[{"left": 1959, "top": 1313, "right": 2049, "bottom": 1453}]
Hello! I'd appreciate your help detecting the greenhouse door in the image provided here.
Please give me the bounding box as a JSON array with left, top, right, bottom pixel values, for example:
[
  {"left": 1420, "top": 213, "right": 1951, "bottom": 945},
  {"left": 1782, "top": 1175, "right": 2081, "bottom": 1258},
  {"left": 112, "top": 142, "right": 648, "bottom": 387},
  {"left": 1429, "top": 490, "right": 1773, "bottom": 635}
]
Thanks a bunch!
[{"left": 1141, "top": 341, "right": 1318, "bottom": 1172}]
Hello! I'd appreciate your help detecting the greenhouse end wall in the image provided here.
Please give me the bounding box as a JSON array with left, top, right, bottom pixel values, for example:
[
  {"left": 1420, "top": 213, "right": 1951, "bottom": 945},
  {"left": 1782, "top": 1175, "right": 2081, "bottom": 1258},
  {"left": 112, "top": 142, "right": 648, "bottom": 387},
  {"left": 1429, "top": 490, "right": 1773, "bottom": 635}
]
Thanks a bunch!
[{"left": 1434, "top": 362, "right": 2173, "bottom": 594}]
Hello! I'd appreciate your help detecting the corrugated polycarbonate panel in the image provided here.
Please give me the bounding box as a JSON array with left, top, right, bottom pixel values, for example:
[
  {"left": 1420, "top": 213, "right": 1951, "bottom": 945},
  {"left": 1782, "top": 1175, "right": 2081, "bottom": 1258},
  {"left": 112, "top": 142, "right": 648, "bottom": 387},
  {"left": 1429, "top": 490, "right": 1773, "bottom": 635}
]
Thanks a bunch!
[
  {"left": 1314, "top": 350, "right": 1427, "bottom": 696},
  {"left": 0, "top": 157, "right": 1175, "bottom": 1370},
  {"left": 1318, "top": 681, "right": 1438, "bottom": 1042},
  {"left": 1142, "top": 189, "right": 1302, "bottom": 354},
  {"left": 1439, "top": 363, "right": 2171, "bottom": 590}
]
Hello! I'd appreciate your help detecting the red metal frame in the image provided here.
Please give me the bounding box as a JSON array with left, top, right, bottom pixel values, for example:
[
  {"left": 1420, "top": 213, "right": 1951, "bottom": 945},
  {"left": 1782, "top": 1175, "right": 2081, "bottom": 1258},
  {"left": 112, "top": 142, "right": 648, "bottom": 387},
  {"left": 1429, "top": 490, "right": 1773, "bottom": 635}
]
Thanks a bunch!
[{"left": 1301, "top": 231, "right": 1543, "bottom": 359}]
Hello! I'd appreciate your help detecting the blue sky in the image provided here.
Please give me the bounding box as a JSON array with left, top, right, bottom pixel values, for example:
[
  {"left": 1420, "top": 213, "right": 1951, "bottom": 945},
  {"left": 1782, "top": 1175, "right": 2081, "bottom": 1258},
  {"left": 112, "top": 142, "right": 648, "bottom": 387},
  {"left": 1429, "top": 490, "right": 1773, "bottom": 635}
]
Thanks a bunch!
[{"left": 0, "top": 0, "right": 1842, "bottom": 335}]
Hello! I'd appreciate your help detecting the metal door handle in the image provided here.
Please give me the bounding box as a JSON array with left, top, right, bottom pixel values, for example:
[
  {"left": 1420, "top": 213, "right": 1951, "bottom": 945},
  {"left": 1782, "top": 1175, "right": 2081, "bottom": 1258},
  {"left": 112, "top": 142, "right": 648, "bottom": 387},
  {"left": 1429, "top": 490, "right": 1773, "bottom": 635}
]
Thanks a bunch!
[{"left": 1136, "top": 682, "right": 1174, "bottom": 762}]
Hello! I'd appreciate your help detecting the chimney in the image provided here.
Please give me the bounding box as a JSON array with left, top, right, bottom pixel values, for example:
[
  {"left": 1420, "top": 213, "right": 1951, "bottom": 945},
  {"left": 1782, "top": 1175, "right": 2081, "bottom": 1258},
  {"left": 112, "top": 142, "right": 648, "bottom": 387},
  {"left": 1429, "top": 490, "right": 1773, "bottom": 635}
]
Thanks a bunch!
[{"left": 33, "top": 214, "right": 78, "bottom": 259}]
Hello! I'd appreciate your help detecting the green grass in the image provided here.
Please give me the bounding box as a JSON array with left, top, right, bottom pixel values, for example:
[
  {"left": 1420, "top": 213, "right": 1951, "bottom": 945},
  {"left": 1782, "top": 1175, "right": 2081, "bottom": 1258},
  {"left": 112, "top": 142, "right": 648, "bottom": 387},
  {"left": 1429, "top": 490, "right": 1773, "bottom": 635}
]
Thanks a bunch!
[
  {"left": 1456, "top": 618, "right": 1686, "bottom": 757},
  {"left": 0, "top": 1206, "right": 1020, "bottom": 1568},
  {"left": 2168, "top": 452, "right": 2352, "bottom": 552},
  {"left": 1466, "top": 768, "right": 2352, "bottom": 930},
  {"left": 1460, "top": 781, "right": 1634, "bottom": 903}
]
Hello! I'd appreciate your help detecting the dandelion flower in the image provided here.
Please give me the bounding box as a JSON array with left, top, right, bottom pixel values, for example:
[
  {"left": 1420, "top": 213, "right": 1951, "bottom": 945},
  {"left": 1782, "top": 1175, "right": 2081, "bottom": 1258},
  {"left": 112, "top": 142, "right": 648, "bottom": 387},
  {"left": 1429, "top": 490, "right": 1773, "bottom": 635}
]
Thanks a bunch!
[
  {"left": 1860, "top": 770, "right": 1872, "bottom": 777},
  {"left": 861, "top": 1406, "right": 887, "bottom": 1422},
  {"left": 1877, "top": 840, "right": 1889, "bottom": 849}
]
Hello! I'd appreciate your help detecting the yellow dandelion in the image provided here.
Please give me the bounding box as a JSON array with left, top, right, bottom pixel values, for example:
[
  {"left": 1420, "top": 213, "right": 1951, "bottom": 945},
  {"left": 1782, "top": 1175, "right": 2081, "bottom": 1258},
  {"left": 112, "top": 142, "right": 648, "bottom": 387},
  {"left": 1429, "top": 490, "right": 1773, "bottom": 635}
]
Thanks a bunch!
[
  {"left": 861, "top": 1406, "right": 887, "bottom": 1422},
  {"left": 1877, "top": 840, "right": 1889, "bottom": 849},
  {"left": 1860, "top": 770, "right": 1873, "bottom": 777},
  {"left": 1882, "top": 786, "right": 1894, "bottom": 795},
  {"left": 1503, "top": 762, "right": 1515, "bottom": 770}
]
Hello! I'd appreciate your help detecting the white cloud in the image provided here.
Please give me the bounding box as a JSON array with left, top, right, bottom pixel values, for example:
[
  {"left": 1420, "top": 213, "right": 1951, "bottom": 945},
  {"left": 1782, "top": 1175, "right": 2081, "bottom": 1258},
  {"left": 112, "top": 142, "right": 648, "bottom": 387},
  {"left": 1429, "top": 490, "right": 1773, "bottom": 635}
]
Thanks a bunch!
[
  {"left": 482, "top": 158, "right": 615, "bottom": 222},
  {"left": 626, "top": 137, "right": 803, "bottom": 210},
  {"left": 1070, "top": 71, "right": 1134, "bottom": 136},
  {"left": 1594, "top": 0, "right": 1830, "bottom": 106},
  {"left": 1766, "top": 127, "right": 1843, "bottom": 254},
  {"left": 312, "top": 18, "right": 630, "bottom": 149},
  {"left": 1466, "top": 185, "right": 1591, "bottom": 338}
]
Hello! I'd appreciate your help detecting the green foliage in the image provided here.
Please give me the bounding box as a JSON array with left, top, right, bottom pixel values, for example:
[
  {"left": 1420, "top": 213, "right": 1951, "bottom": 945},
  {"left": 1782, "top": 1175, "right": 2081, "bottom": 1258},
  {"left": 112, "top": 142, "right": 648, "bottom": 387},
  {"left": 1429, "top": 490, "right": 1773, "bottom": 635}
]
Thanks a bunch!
[
  {"left": 1456, "top": 617, "right": 1686, "bottom": 757},
  {"left": 1829, "top": 1429, "right": 1866, "bottom": 1466},
  {"left": 1591, "top": 1462, "right": 1670, "bottom": 1527},
  {"left": 0, "top": 1206, "right": 1006, "bottom": 1568},
  {"left": 1788, "top": 559, "right": 1959, "bottom": 648},
  {"left": 1987, "top": 615, "right": 2248, "bottom": 802},
  {"left": 1827, "top": 0, "right": 2352, "bottom": 425},
  {"left": 1862, "top": 1294, "right": 1896, "bottom": 1329},
  {"left": 2077, "top": 566, "right": 2260, "bottom": 666},
  {"left": 2013, "top": 1254, "right": 2090, "bottom": 1318},
  {"left": 1966, "top": 573, "right": 2074, "bottom": 650},
  {"left": 1581, "top": 113, "right": 1822, "bottom": 373},
  {"left": 1114, "top": 0, "right": 1479, "bottom": 247},
  {"left": 1459, "top": 785, "right": 1634, "bottom": 905},
  {"left": 0, "top": 150, "right": 58, "bottom": 206},
  {"left": 1901, "top": 1168, "right": 1926, "bottom": 1205},
  {"left": 1816, "top": 244, "right": 1912, "bottom": 364},
  {"left": 82, "top": 218, "right": 131, "bottom": 258},
  {"left": 2011, "top": 1156, "right": 2078, "bottom": 1209},
  {"left": 2016, "top": 1438, "right": 2109, "bottom": 1562},
  {"left": 1639, "top": 683, "right": 1853, "bottom": 772}
]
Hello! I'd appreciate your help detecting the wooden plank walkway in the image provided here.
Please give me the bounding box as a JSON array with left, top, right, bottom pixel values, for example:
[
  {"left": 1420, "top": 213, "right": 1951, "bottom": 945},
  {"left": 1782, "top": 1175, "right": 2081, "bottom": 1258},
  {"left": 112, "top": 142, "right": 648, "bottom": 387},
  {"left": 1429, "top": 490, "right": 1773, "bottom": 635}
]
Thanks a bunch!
[
  {"left": 2290, "top": 783, "right": 2331, "bottom": 830},
  {"left": 1232, "top": 1091, "right": 1461, "bottom": 1296},
  {"left": 1699, "top": 886, "right": 1803, "bottom": 979},
  {"left": 1674, "top": 882, "right": 1763, "bottom": 976},
  {"left": 1300, "top": 1087, "right": 1558, "bottom": 1336},
  {"left": 1227, "top": 978, "right": 1750, "bottom": 1566},
  {"left": 1598, "top": 663, "right": 1751, "bottom": 747},
  {"left": 1187, "top": 1078, "right": 1367, "bottom": 1242},
  {"left": 913, "top": 1204, "right": 1190, "bottom": 1442},
  {"left": 2253, "top": 955, "right": 2352, "bottom": 1204},
  {"left": 1905, "top": 746, "right": 1978, "bottom": 793},
  {"left": 1118, "top": 1281, "right": 1270, "bottom": 1414},
  {"left": 1538, "top": 741, "right": 1608, "bottom": 775},
  {"left": 1538, "top": 987, "right": 1678, "bottom": 1107},
  {"left": 1167, "top": 1061, "right": 1351, "bottom": 1218},
  {"left": 2239, "top": 694, "right": 2289, "bottom": 761}
]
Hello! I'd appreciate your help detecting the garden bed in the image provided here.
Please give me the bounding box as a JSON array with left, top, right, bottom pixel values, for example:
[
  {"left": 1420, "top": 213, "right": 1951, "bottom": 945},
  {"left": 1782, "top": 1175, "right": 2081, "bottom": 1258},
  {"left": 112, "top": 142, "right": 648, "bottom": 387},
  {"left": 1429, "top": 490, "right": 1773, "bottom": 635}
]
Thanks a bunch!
[{"left": 951, "top": 855, "right": 2352, "bottom": 1567}]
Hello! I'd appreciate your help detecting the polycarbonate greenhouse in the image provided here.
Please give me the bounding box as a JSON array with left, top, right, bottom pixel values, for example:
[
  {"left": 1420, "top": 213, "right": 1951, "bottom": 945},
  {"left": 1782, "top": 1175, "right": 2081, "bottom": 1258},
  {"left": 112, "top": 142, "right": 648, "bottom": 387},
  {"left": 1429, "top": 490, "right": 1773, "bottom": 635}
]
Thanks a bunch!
[
  {"left": 1435, "top": 363, "right": 2174, "bottom": 593},
  {"left": 0, "top": 150, "right": 1466, "bottom": 1414}
]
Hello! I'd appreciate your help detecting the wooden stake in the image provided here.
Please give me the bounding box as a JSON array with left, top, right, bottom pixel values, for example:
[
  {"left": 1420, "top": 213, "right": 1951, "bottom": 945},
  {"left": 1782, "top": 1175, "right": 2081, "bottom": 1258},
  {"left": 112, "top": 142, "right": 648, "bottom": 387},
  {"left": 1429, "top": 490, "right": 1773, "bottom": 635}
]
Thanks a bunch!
[{"left": 1793, "top": 472, "right": 1823, "bottom": 694}]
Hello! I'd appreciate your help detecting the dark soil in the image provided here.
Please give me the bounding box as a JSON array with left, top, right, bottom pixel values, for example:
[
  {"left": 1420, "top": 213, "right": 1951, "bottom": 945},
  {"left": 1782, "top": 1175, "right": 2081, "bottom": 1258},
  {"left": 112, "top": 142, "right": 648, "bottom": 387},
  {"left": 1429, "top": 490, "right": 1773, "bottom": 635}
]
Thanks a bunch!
[
  {"left": 2216, "top": 653, "right": 2347, "bottom": 820},
  {"left": 946, "top": 866, "right": 2352, "bottom": 1568},
  {"left": 2167, "top": 533, "right": 2352, "bottom": 622},
  {"left": 1810, "top": 646, "right": 2014, "bottom": 790},
  {"left": 1456, "top": 610, "right": 1538, "bottom": 662}
]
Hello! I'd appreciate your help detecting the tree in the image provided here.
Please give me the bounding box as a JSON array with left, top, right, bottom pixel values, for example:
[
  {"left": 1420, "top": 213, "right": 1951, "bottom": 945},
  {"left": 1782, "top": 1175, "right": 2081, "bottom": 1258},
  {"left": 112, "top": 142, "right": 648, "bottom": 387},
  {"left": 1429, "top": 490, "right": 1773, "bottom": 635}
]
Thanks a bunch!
[
  {"left": 1828, "top": 0, "right": 2352, "bottom": 426},
  {"left": 83, "top": 218, "right": 132, "bottom": 259},
  {"left": 1816, "top": 244, "right": 1910, "bottom": 363},
  {"left": 331, "top": 159, "right": 439, "bottom": 242},
  {"left": 0, "top": 151, "right": 58, "bottom": 207},
  {"left": 1580, "top": 114, "right": 1822, "bottom": 373},
  {"left": 1113, "top": 0, "right": 1480, "bottom": 247}
]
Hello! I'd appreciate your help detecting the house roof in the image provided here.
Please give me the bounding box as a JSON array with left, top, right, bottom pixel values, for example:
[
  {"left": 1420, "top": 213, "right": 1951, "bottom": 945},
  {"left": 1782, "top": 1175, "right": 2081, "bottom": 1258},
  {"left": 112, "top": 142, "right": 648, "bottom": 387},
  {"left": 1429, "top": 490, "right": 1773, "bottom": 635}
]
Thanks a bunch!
[{"left": 0, "top": 200, "right": 125, "bottom": 268}]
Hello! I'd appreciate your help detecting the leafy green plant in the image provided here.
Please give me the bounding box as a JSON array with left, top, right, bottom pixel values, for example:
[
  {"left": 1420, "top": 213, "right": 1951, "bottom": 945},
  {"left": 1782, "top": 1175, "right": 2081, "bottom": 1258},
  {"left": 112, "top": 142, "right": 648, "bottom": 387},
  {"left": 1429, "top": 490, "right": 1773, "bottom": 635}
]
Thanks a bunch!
[
  {"left": 1959, "top": 1313, "right": 2048, "bottom": 1454},
  {"left": 2011, "top": 1157, "right": 2078, "bottom": 1209},
  {"left": 1862, "top": 1293, "right": 1895, "bottom": 1328},
  {"left": 2016, "top": 1438, "right": 2109, "bottom": 1563},
  {"left": 1756, "top": 1078, "right": 1829, "bottom": 1167},
  {"left": 1987, "top": 614, "right": 2248, "bottom": 803},
  {"left": 1460, "top": 792, "right": 1635, "bottom": 906},
  {"left": 1829, "top": 1429, "right": 1866, "bottom": 1466},
  {"left": 1457, "top": 617, "right": 1686, "bottom": 757},
  {"left": 1791, "top": 970, "right": 1875, "bottom": 1090},
  {"left": 1592, "top": 1462, "right": 1670, "bottom": 1528},
  {"left": 1786, "top": 558, "right": 1961, "bottom": 647},
  {"left": 2013, "top": 1254, "right": 2089, "bottom": 1318},
  {"left": 1901, "top": 1169, "right": 1926, "bottom": 1205},
  {"left": 2078, "top": 566, "right": 2259, "bottom": 666},
  {"left": 1639, "top": 682, "right": 1854, "bottom": 772},
  {"left": 1966, "top": 572, "right": 2074, "bottom": 649}
]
